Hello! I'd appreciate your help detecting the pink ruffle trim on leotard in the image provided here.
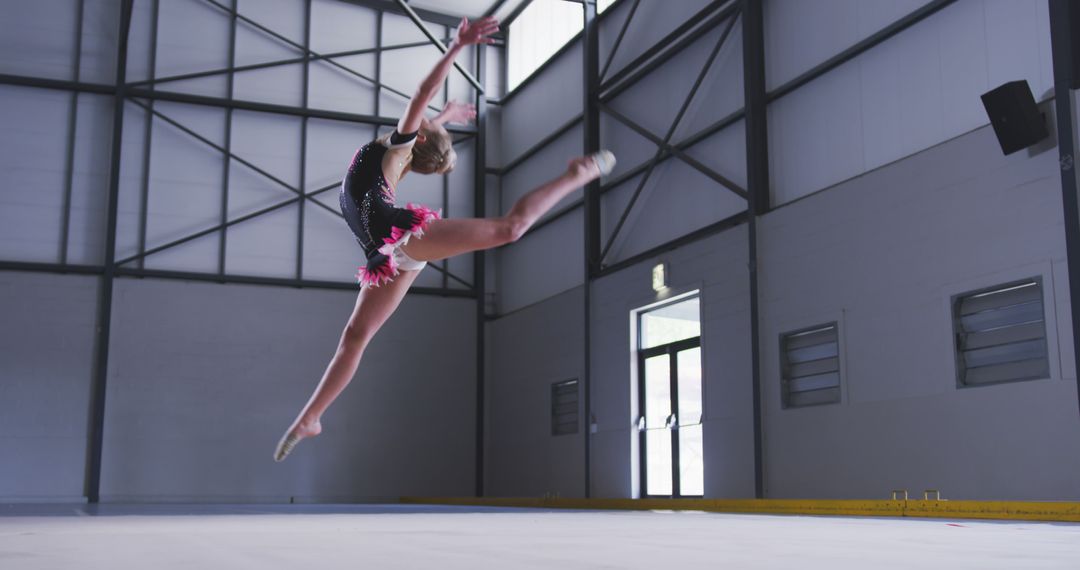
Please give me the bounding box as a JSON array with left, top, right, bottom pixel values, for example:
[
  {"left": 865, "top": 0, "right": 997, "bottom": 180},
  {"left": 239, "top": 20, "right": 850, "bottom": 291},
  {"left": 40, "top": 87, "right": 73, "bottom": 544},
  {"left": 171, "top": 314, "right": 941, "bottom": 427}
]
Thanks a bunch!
[{"left": 355, "top": 203, "right": 441, "bottom": 288}]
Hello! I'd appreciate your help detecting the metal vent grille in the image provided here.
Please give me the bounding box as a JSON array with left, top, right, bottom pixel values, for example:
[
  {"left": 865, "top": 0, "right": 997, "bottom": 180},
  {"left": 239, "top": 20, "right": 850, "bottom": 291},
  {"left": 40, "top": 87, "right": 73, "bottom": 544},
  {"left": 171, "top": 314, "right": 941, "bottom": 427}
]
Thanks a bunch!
[
  {"left": 781, "top": 323, "right": 841, "bottom": 408},
  {"left": 953, "top": 278, "right": 1049, "bottom": 387},
  {"left": 551, "top": 379, "right": 579, "bottom": 436}
]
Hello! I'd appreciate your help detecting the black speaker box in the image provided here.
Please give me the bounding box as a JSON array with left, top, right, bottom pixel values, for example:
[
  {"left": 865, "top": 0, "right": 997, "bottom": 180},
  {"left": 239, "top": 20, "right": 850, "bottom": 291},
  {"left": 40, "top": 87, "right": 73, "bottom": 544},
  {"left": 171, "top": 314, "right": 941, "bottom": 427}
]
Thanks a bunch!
[{"left": 980, "top": 80, "right": 1048, "bottom": 156}]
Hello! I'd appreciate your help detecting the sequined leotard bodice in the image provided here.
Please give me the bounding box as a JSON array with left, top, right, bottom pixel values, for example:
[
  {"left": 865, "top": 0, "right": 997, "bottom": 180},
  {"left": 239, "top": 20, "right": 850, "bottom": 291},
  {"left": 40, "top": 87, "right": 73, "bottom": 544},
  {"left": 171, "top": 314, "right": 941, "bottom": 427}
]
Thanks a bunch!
[{"left": 339, "top": 139, "right": 440, "bottom": 287}]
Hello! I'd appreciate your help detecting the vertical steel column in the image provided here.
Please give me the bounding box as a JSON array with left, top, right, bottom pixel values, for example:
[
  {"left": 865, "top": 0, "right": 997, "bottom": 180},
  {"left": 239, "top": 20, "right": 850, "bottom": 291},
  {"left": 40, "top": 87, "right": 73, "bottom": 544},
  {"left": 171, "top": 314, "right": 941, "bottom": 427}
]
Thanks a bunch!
[
  {"left": 86, "top": 0, "right": 133, "bottom": 504},
  {"left": 474, "top": 45, "right": 488, "bottom": 497},
  {"left": 137, "top": 0, "right": 160, "bottom": 270},
  {"left": 1049, "top": 0, "right": 1080, "bottom": 417},
  {"left": 375, "top": 10, "right": 382, "bottom": 117},
  {"left": 582, "top": 0, "right": 600, "bottom": 499},
  {"left": 219, "top": 0, "right": 238, "bottom": 276},
  {"left": 297, "top": 0, "right": 312, "bottom": 280},
  {"left": 60, "top": 0, "right": 85, "bottom": 265},
  {"left": 741, "top": 0, "right": 768, "bottom": 498},
  {"left": 443, "top": 24, "right": 451, "bottom": 290}
]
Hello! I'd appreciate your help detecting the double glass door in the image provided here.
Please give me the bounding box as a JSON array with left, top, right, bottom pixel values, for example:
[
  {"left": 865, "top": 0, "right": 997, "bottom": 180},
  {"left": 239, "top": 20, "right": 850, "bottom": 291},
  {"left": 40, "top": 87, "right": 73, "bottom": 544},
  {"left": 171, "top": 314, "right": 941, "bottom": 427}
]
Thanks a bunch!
[{"left": 637, "top": 297, "right": 703, "bottom": 497}]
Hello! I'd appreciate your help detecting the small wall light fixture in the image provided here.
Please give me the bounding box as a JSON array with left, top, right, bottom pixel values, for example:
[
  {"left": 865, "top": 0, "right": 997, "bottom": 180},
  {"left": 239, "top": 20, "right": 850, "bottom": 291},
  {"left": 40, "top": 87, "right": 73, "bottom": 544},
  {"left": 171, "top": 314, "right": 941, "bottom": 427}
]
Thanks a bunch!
[{"left": 651, "top": 262, "right": 668, "bottom": 292}]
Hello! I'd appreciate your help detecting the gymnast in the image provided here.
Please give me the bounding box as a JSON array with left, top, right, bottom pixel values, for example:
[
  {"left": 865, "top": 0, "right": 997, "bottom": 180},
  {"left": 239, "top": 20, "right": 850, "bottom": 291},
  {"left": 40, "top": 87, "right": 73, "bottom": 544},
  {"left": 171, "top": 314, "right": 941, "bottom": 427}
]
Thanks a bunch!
[{"left": 275, "top": 15, "right": 614, "bottom": 461}]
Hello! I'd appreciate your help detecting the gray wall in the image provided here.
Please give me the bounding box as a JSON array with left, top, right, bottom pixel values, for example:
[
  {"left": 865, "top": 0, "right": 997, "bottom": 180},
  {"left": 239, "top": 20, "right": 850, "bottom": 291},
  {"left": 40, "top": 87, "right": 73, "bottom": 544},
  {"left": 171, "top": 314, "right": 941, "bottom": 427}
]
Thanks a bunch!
[
  {"left": 1, "top": 274, "right": 478, "bottom": 503},
  {"left": 98, "top": 277, "right": 475, "bottom": 503},
  {"left": 491, "top": 0, "right": 1057, "bottom": 313},
  {"left": 488, "top": 117, "right": 1078, "bottom": 501},
  {"left": 100, "top": 277, "right": 476, "bottom": 503},
  {"left": 0, "top": 272, "right": 99, "bottom": 502},
  {"left": 766, "top": 0, "right": 1053, "bottom": 207},
  {"left": 757, "top": 120, "right": 1078, "bottom": 501},
  {"left": 485, "top": 288, "right": 585, "bottom": 498},
  {"left": 1, "top": 0, "right": 487, "bottom": 503}
]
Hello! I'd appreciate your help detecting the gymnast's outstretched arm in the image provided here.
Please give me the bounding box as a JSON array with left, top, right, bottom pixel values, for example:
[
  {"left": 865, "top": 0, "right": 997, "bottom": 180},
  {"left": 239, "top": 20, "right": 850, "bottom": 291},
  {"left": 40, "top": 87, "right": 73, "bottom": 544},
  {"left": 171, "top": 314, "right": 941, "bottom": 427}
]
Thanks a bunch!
[{"left": 396, "top": 16, "right": 498, "bottom": 135}]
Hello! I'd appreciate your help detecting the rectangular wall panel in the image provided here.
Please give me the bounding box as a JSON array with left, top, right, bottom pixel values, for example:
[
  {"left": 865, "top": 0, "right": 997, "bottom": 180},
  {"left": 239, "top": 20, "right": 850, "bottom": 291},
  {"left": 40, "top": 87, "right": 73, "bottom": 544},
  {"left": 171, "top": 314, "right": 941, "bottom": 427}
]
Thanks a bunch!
[
  {"left": 311, "top": 0, "right": 378, "bottom": 55},
  {"left": 141, "top": 102, "right": 227, "bottom": 273},
  {"left": 497, "top": 208, "right": 584, "bottom": 314},
  {"left": 605, "top": 21, "right": 743, "bottom": 144},
  {"left": 66, "top": 94, "right": 115, "bottom": 265},
  {"left": 502, "top": 42, "right": 583, "bottom": 163},
  {"left": 486, "top": 288, "right": 585, "bottom": 497},
  {"left": 0, "top": 86, "right": 71, "bottom": 263},
  {"left": 101, "top": 278, "right": 477, "bottom": 502},
  {"left": 307, "top": 54, "right": 378, "bottom": 115},
  {"left": 233, "top": 9, "right": 305, "bottom": 108},
  {"left": 598, "top": 0, "right": 712, "bottom": 82},
  {"left": 79, "top": 0, "right": 121, "bottom": 84},
  {"left": 764, "top": 0, "right": 934, "bottom": 91},
  {"left": 0, "top": 0, "right": 78, "bottom": 81},
  {"left": 154, "top": 0, "right": 231, "bottom": 98},
  {"left": 767, "top": 0, "right": 1054, "bottom": 206},
  {"left": 0, "top": 272, "right": 99, "bottom": 501},
  {"left": 606, "top": 159, "right": 746, "bottom": 265},
  {"left": 501, "top": 124, "right": 584, "bottom": 221}
]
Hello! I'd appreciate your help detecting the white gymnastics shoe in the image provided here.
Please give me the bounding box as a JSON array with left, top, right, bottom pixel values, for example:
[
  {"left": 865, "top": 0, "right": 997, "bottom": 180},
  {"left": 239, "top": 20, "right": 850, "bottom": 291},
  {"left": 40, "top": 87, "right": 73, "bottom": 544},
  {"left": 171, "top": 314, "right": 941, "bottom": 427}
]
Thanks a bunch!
[
  {"left": 589, "top": 150, "right": 616, "bottom": 177},
  {"left": 273, "top": 431, "right": 301, "bottom": 462}
]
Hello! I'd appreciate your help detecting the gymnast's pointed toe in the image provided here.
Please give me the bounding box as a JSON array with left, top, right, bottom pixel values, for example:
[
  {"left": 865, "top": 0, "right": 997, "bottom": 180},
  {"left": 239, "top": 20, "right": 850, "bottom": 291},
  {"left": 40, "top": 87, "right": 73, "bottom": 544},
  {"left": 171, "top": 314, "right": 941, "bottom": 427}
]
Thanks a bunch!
[{"left": 273, "top": 432, "right": 302, "bottom": 463}]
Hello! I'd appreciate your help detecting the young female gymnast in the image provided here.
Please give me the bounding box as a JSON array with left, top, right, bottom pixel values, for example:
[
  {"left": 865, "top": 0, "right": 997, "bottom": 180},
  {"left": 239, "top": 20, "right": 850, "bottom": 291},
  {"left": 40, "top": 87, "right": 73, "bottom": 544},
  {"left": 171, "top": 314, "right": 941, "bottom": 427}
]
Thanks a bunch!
[{"left": 274, "top": 16, "right": 614, "bottom": 461}]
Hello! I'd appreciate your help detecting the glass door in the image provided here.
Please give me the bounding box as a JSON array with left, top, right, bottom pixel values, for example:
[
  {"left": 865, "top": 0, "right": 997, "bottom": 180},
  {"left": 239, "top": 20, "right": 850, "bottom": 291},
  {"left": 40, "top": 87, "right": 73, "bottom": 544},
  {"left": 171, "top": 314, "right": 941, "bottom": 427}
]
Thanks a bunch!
[{"left": 637, "top": 296, "right": 703, "bottom": 498}]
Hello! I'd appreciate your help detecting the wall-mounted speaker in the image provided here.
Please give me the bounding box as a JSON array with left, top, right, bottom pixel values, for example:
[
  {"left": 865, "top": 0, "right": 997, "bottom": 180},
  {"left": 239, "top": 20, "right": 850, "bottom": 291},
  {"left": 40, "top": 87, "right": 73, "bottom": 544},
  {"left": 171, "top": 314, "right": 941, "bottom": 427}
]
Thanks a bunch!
[{"left": 980, "top": 80, "right": 1048, "bottom": 156}]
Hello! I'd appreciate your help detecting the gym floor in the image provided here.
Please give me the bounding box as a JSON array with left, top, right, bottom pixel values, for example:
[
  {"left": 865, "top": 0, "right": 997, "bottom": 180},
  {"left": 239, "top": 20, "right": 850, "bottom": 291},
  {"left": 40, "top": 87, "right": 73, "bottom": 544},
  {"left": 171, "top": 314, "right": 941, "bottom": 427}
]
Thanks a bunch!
[{"left": 2, "top": 504, "right": 1079, "bottom": 569}]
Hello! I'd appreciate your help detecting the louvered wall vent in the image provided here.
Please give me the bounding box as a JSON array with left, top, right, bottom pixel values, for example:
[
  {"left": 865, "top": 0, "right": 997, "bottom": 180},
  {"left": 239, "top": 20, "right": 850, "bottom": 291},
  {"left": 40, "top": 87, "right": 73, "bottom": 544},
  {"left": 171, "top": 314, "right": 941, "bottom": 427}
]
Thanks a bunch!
[
  {"left": 781, "top": 323, "right": 842, "bottom": 408},
  {"left": 953, "top": 278, "right": 1049, "bottom": 387},
  {"left": 551, "top": 379, "right": 579, "bottom": 436}
]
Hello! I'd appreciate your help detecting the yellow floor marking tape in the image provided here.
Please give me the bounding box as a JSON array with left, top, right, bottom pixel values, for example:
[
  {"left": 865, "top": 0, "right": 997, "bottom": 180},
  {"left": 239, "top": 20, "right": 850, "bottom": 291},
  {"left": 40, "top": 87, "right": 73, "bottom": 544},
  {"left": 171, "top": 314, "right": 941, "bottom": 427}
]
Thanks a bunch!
[{"left": 400, "top": 496, "right": 1080, "bottom": 522}]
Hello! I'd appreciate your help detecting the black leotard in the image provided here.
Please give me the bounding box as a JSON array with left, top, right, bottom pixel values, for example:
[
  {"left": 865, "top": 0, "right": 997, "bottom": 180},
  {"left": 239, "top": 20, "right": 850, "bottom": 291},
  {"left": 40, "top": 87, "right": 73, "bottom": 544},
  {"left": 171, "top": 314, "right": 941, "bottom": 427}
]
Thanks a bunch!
[{"left": 339, "top": 134, "right": 440, "bottom": 287}]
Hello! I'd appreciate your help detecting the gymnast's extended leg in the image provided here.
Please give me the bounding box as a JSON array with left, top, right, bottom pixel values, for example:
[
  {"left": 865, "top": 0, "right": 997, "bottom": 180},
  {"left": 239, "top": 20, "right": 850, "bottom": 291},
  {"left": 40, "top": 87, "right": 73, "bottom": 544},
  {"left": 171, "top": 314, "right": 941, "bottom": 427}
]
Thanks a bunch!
[
  {"left": 399, "top": 153, "right": 613, "bottom": 263},
  {"left": 274, "top": 269, "right": 419, "bottom": 461}
]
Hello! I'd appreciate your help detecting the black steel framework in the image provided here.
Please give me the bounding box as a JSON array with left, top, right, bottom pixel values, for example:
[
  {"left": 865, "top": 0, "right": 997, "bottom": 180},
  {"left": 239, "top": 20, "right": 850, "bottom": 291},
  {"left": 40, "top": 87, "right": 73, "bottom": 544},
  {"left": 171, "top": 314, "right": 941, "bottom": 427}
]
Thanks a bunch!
[
  {"left": 741, "top": 0, "right": 767, "bottom": 499},
  {"left": 474, "top": 44, "right": 490, "bottom": 496},
  {"left": 85, "top": 0, "right": 134, "bottom": 505},
  {"left": 1048, "top": 0, "right": 1080, "bottom": 418},
  {"left": 581, "top": 0, "right": 600, "bottom": 500},
  {"left": 0, "top": 0, "right": 488, "bottom": 502},
  {"left": 6, "top": 0, "right": 1069, "bottom": 503},
  {"left": 485, "top": 0, "right": 993, "bottom": 499}
]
